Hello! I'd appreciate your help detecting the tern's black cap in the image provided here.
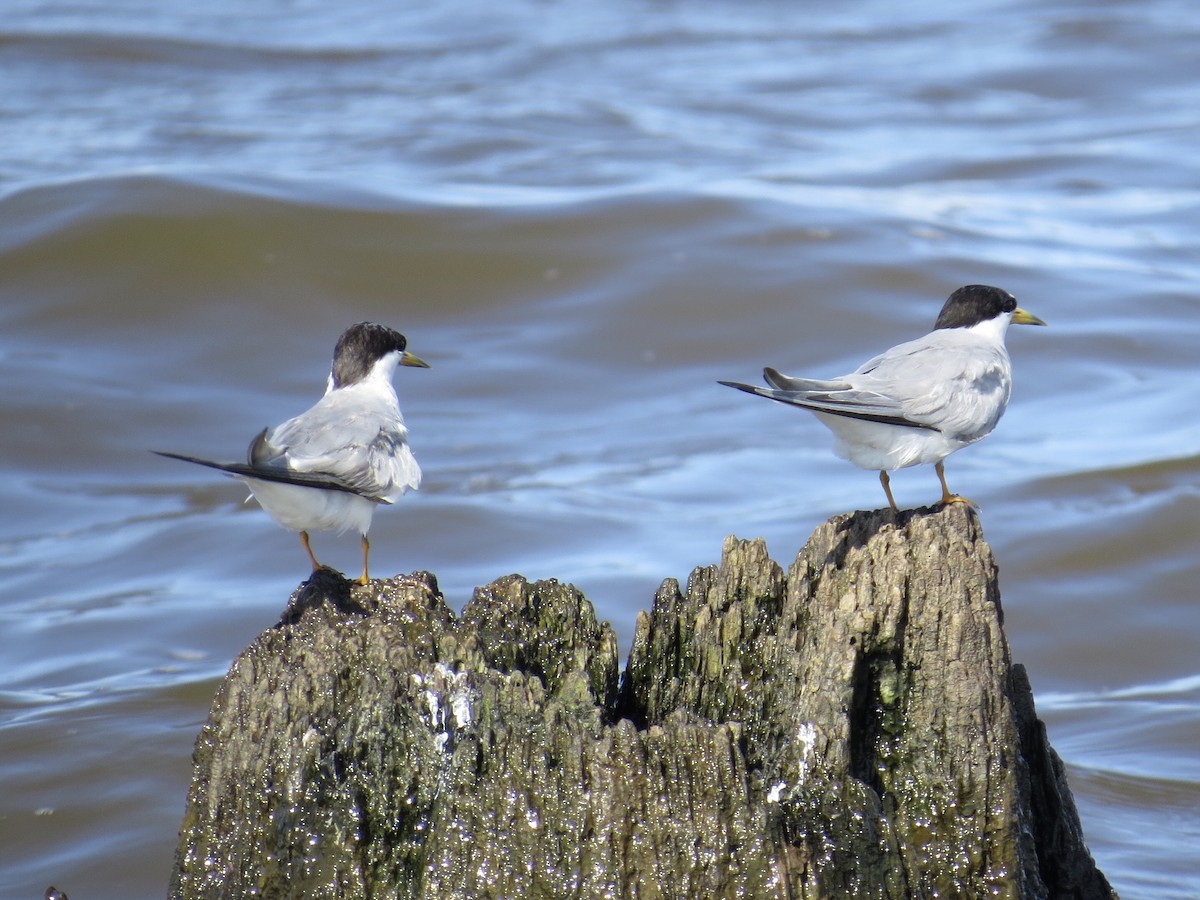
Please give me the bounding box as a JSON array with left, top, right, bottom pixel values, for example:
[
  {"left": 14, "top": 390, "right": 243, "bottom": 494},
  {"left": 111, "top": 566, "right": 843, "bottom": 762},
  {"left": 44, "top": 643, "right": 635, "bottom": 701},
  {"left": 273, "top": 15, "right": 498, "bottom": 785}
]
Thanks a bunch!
[
  {"left": 331, "top": 322, "right": 409, "bottom": 388},
  {"left": 933, "top": 285, "right": 1019, "bottom": 330}
]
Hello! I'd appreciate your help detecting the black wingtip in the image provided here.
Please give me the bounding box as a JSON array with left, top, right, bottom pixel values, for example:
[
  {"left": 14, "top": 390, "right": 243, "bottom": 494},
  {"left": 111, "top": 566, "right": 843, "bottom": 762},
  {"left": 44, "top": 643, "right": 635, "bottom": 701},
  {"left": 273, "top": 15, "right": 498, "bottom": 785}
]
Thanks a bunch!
[
  {"left": 152, "top": 449, "right": 203, "bottom": 463},
  {"left": 718, "top": 380, "right": 761, "bottom": 396},
  {"left": 154, "top": 448, "right": 382, "bottom": 498},
  {"left": 151, "top": 449, "right": 239, "bottom": 473}
]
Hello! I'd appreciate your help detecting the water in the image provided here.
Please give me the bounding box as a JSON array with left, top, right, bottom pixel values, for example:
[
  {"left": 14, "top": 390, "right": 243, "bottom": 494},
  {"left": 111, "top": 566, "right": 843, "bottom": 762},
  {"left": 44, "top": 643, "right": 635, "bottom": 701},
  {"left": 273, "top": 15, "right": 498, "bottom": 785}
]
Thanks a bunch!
[{"left": 2, "top": 1, "right": 1199, "bottom": 897}]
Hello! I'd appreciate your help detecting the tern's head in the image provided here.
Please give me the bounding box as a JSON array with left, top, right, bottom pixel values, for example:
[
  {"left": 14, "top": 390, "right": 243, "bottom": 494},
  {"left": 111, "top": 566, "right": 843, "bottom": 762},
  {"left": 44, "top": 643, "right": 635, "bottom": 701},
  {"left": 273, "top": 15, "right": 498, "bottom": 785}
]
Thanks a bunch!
[
  {"left": 934, "top": 285, "right": 1045, "bottom": 333},
  {"left": 330, "top": 322, "right": 430, "bottom": 390}
]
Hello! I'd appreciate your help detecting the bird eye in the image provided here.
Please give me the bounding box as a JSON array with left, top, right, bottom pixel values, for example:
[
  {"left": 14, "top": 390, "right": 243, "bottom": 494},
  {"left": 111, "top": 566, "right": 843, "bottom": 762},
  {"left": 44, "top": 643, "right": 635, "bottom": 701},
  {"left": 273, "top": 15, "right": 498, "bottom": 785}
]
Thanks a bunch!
[{"left": 1003, "top": 296, "right": 1017, "bottom": 313}]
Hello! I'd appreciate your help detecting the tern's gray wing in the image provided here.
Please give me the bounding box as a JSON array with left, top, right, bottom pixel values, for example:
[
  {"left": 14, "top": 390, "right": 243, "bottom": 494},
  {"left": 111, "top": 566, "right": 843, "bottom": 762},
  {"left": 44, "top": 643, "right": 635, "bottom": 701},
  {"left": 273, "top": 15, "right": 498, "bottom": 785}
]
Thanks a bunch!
[
  {"left": 727, "top": 331, "right": 1012, "bottom": 439},
  {"left": 152, "top": 448, "right": 366, "bottom": 494},
  {"left": 758, "top": 366, "right": 920, "bottom": 424},
  {"left": 721, "top": 378, "right": 936, "bottom": 430},
  {"left": 840, "top": 331, "right": 1013, "bottom": 438},
  {"left": 762, "top": 368, "right": 849, "bottom": 393},
  {"left": 263, "top": 391, "right": 421, "bottom": 503}
]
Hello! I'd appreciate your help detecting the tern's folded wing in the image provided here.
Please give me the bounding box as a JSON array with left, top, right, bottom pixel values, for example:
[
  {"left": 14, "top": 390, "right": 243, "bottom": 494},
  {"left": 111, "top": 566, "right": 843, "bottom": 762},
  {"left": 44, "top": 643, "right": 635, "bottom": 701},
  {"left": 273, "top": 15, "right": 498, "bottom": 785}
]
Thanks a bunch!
[
  {"left": 780, "top": 389, "right": 940, "bottom": 429},
  {"left": 848, "top": 334, "right": 1012, "bottom": 438},
  {"left": 152, "top": 450, "right": 368, "bottom": 494},
  {"left": 295, "top": 428, "right": 421, "bottom": 503},
  {"left": 268, "top": 399, "right": 421, "bottom": 503},
  {"left": 719, "top": 380, "right": 939, "bottom": 430},
  {"left": 760, "top": 366, "right": 939, "bottom": 427},
  {"left": 762, "top": 367, "right": 850, "bottom": 392}
]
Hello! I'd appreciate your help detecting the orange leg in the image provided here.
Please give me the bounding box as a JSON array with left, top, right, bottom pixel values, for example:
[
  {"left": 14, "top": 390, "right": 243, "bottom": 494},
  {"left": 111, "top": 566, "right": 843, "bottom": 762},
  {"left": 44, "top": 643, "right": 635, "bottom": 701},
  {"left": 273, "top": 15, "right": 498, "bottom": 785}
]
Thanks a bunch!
[
  {"left": 879, "top": 470, "right": 899, "bottom": 512},
  {"left": 358, "top": 534, "right": 371, "bottom": 585},
  {"left": 936, "top": 461, "right": 977, "bottom": 508},
  {"left": 299, "top": 531, "right": 321, "bottom": 571}
]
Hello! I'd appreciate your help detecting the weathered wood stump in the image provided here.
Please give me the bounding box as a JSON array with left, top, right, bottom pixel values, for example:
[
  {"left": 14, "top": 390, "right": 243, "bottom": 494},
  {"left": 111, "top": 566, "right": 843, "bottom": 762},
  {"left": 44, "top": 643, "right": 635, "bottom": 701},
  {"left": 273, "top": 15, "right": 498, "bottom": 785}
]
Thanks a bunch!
[{"left": 170, "top": 505, "right": 1116, "bottom": 899}]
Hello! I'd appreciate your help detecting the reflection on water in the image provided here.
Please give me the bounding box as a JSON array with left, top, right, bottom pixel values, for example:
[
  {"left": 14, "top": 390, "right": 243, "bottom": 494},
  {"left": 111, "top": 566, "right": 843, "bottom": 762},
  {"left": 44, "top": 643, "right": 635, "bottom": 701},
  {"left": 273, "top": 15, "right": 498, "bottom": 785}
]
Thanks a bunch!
[{"left": 2, "top": 1, "right": 1199, "bottom": 897}]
